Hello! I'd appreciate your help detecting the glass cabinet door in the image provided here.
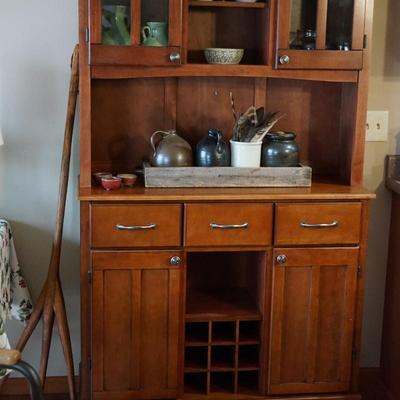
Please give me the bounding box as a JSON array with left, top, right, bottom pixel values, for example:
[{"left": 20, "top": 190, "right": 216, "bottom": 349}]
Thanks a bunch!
[
  {"left": 101, "top": 0, "right": 131, "bottom": 46},
  {"left": 276, "top": 0, "right": 366, "bottom": 70},
  {"left": 90, "top": 0, "right": 182, "bottom": 66}
]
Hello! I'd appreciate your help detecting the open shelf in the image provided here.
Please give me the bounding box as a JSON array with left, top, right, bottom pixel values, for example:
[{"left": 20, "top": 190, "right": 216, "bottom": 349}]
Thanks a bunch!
[
  {"left": 186, "top": 251, "right": 266, "bottom": 321},
  {"left": 212, "top": 321, "right": 236, "bottom": 344},
  {"left": 238, "top": 345, "right": 259, "bottom": 370},
  {"left": 189, "top": 0, "right": 267, "bottom": 9},
  {"left": 239, "top": 320, "right": 260, "bottom": 344},
  {"left": 185, "top": 347, "right": 209, "bottom": 372},
  {"left": 210, "top": 372, "right": 235, "bottom": 393},
  {"left": 187, "top": 2, "right": 269, "bottom": 65},
  {"left": 184, "top": 251, "right": 265, "bottom": 395},
  {"left": 211, "top": 346, "right": 236, "bottom": 370},
  {"left": 186, "top": 289, "right": 261, "bottom": 321},
  {"left": 237, "top": 371, "right": 260, "bottom": 395},
  {"left": 186, "top": 321, "right": 210, "bottom": 346},
  {"left": 185, "top": 372, "right": 208, "bottom": 395}
]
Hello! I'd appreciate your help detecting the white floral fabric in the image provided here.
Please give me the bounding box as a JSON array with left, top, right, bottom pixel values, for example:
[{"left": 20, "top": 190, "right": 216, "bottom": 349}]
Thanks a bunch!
[{"left": 0, "top": 220, "right": 33, "bottom": 377}]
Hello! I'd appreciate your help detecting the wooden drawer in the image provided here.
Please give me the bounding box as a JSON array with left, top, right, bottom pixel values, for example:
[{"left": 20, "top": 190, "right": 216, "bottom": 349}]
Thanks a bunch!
[
  {"left": 185, "top": 203, "right": 273, "bottom": 247},
  {"left": 275, "top": 202, "right": 362, "bottom": 246},
  {"left": 91, "top": 204, "right": 182, "bottom": 248}
]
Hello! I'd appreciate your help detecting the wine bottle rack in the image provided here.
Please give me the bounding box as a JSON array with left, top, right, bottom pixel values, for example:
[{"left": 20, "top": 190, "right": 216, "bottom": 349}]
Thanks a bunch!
[{"left": 184, "top": 319, "right": 261, "bottom": 395}]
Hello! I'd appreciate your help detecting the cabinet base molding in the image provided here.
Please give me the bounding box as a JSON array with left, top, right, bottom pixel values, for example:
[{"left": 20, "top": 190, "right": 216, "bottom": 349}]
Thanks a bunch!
[{"left": 182, "top": 394, "right": 361, "bottom": 400}]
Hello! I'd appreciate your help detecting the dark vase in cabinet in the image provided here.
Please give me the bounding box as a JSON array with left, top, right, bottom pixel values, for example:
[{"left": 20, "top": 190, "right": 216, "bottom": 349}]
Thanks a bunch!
[
  {"left": 269, "top": 248, "right": 359, "bottom": 395},
  {"left": 91, "top": 251, "right": 184, "bottom": 399},
  {"left": 275, "top": 0, "right": 366, "bottom": 70}
]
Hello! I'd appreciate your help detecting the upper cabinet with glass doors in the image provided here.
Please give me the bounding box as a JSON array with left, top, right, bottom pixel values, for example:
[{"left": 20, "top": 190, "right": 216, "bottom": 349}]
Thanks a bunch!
[
  {"left": 276, "top": 0, "right": 366, "bottom": 69},
  {"left": 89, "top": 0, "right": 183, "bottom": 66}
]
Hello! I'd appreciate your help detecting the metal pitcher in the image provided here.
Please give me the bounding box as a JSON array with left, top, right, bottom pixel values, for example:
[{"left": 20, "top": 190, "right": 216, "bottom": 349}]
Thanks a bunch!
[{"left": 150, "top": 130, "right": 193, "bottom": 167}]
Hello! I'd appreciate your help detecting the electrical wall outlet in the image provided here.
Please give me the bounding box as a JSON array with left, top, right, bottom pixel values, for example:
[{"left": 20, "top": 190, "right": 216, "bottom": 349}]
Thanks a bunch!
[{"left": 366, "top": 111, "right": 389, "bottom": 142}]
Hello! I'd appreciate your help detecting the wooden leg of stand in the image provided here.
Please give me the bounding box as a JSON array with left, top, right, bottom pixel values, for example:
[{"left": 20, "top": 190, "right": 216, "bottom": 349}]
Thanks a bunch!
[
  {"left": 39, "top": 299, "right": 55, "bottom": 386},
  {"left": 55, "top": 280, "right": 76, "bottom": 400},
  {"left": 0, "top": 290, "right": 46, "bottom": 392},
  {"left": 16, "top": 290, "right": 46, "bottom": 351},
  {"left": 0, "top": 47, "right": 80, "bottom": 397}
]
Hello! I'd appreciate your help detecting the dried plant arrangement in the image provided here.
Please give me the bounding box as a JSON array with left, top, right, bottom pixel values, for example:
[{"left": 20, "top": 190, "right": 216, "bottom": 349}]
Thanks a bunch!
[{"left": 230, "top": 92, "right": 285, "bottom": 143}]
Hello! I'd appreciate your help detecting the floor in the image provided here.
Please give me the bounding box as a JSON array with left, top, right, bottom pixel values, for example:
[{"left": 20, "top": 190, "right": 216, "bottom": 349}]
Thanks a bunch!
[
  {"left": 0, "top": 370, "right": 390, "bottom": 400},
  {"left": 359, "top": 369, "right": 392, "bottom": 400}
]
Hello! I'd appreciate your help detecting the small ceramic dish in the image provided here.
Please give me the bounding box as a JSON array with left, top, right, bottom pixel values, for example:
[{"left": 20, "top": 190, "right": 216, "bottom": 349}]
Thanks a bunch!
[
  {"left": 93, "top": 172, "right": 112, "bottom": 185},
  {"left": 204, "top": 48, "right": 244, "bottom": 65},
  {"left": 101, "top": 176, "right": 122, "bottom": 191},
  {"left": 117, "top": 173, "right": 138, "bottom": 187}
]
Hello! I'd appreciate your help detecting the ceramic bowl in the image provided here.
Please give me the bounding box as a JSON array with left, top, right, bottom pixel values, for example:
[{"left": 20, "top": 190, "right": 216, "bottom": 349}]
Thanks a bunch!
[
  {"left": 117, "top": 173, "right": 138, "bottom": 187},
  {"left": 101, "top": 176, "right": 122, "bottom": 191},
  {"left": 93, "top": 172, "right": 112, "bottom": 185},
  {"left": 204, "top": 48, "right": 244, "bottom": 65}
]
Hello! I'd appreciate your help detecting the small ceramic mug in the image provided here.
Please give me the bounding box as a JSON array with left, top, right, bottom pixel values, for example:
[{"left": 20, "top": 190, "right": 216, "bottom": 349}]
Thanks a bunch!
[{"left": 142, "top": 22, "right": 168, "bottom": 47}]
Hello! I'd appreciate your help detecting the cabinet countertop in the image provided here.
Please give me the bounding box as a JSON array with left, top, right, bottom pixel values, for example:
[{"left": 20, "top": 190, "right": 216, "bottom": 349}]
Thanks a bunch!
[{"left": 78, "top": 181, "right": 375, "bottom": 202}]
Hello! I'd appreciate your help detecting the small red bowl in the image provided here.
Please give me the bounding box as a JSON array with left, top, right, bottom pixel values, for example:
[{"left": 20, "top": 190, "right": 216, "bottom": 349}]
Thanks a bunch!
[
  {"left": 101, "top": 176, "right": 122, "bottom": 191},
  {"left": 117, "top": 173, "right": 137, "bottom": 187},
  {"left": 93, "top": 172, "right": 112, "bottom": 185}
]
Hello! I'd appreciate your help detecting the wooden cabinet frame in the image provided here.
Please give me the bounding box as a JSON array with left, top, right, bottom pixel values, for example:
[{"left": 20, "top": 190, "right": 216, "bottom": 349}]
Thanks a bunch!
[
  {"left": 275, "top": 0, "right": 366, "bottom": 69},
  {"left": 78, "top": 0, "right": 375, "bottom": 398},
  {"left": 269, "top": 248, "right": 359, "bottom": 395},
  {"left": 89, "top": 0, "right": 183, "bottom": 66}
]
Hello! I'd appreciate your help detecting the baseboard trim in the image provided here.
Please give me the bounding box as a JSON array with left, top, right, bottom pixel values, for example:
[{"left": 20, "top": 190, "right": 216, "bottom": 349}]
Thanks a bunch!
[
  {"left": 0, "top": 370, "right": 395, "bottom": 398},
  {"left": 0, "top": 375, "right": 79, "bottom": 396}
]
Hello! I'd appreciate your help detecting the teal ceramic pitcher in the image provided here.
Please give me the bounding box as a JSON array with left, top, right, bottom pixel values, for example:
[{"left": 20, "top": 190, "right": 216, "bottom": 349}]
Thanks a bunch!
[
  {"left": 102, "top": 5, "right": 130, "bottom": 45},
  {"left": 142, "top": 22, "right": 168, "bottom": 47}
]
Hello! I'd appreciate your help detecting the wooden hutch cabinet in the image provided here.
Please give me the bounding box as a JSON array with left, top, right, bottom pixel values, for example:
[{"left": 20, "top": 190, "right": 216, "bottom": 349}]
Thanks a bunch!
[{"left": 78, "top": 1, "right": 375, "bottom": 399}]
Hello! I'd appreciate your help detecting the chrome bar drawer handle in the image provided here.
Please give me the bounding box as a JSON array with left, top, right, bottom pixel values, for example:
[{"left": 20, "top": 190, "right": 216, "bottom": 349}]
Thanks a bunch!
[
  {"left": 300, "top": 221, "right": 339, "bottom": 228},
  {"left": 116, "top": 223, "right": 157, "bottom": 231},
  {"left": 210, "top": 223, "right": 249, "bottom": 230}
]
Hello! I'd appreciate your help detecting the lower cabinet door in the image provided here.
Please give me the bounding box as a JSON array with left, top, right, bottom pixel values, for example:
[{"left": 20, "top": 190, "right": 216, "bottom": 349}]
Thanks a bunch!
[
  {"left": 91, "top": 251, "right": 183, "bottom": 399},
  {"left": 269, "top": 248, "right": 359, "bottom": 395}
]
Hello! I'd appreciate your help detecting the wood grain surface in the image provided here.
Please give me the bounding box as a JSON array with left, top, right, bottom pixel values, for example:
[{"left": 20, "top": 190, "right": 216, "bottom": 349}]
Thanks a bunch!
[{"left": 185, "top": 203, "right": 273, "bottom": 247}]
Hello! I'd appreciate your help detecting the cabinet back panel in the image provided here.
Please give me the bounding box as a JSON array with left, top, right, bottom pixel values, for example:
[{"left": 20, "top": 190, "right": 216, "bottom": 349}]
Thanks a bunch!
[
  {"left": 187, "top": 8, "right": 265, "bottom": 64},
  {"left": 267, "top": 79, "right": 344, "bottom": 178},
  {"left": 186, "top": 251, "right": 267, "bottom": 317},
  {"left": 91, "top": 78, "right": 166, "bottom": 172},
  {"left": 177, "top": 77, "right": 256, "bottom": 147}
]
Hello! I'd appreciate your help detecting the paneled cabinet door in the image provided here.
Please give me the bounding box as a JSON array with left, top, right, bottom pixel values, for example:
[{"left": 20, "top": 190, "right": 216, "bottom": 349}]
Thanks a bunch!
[
  {"left": 268, "top": 248, "right": 359, "bottom": 395},
  {"left": 91, "top": 251, "right": 184, "bottom": 399},
  {"left": 89, "top": 0, "right": 183, "bottom": 66},
  {"left": 276, "top": 0, "right": 366, "bottom": 69}
]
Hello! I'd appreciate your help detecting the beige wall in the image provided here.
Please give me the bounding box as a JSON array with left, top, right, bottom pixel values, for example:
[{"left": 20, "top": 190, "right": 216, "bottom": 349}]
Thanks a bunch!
[
  {"left": 0, "top": 1, "right": 80, "bottom": 375},
  {"left": 361, "top": 0, "right": 400, "bottom": 366},
  {"left": 0, "top": 0, "right": 397, "bottom": 376}
]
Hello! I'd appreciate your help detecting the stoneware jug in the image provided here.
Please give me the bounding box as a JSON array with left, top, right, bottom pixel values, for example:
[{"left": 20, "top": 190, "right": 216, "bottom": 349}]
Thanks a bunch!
[
  {"left": 261, "top": 131, "right": 299, "bottom": 167},
  {"left": 150, "top": 130, "right": 193, "bottom": 167},
  {"left": 196, "top": 129, "right": 230, "bottom": 167},
  {"left": 142, "top": 22, "right": 168, "bottom": 47}
]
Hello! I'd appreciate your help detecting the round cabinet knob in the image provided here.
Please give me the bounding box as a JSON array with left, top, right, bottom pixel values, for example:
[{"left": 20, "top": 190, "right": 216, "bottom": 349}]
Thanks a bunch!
[
  {"left": 279, "top": 55, "right": 290, "bottom": 65},
  {"left": 169, "top": 52, "right": 181, "bottom": 63},
  {"left": 170, "top": 256, "right": 182, "bottom": 266},
  {"left": 276, "top": 255, "right": 287, "bottom": 265}
]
